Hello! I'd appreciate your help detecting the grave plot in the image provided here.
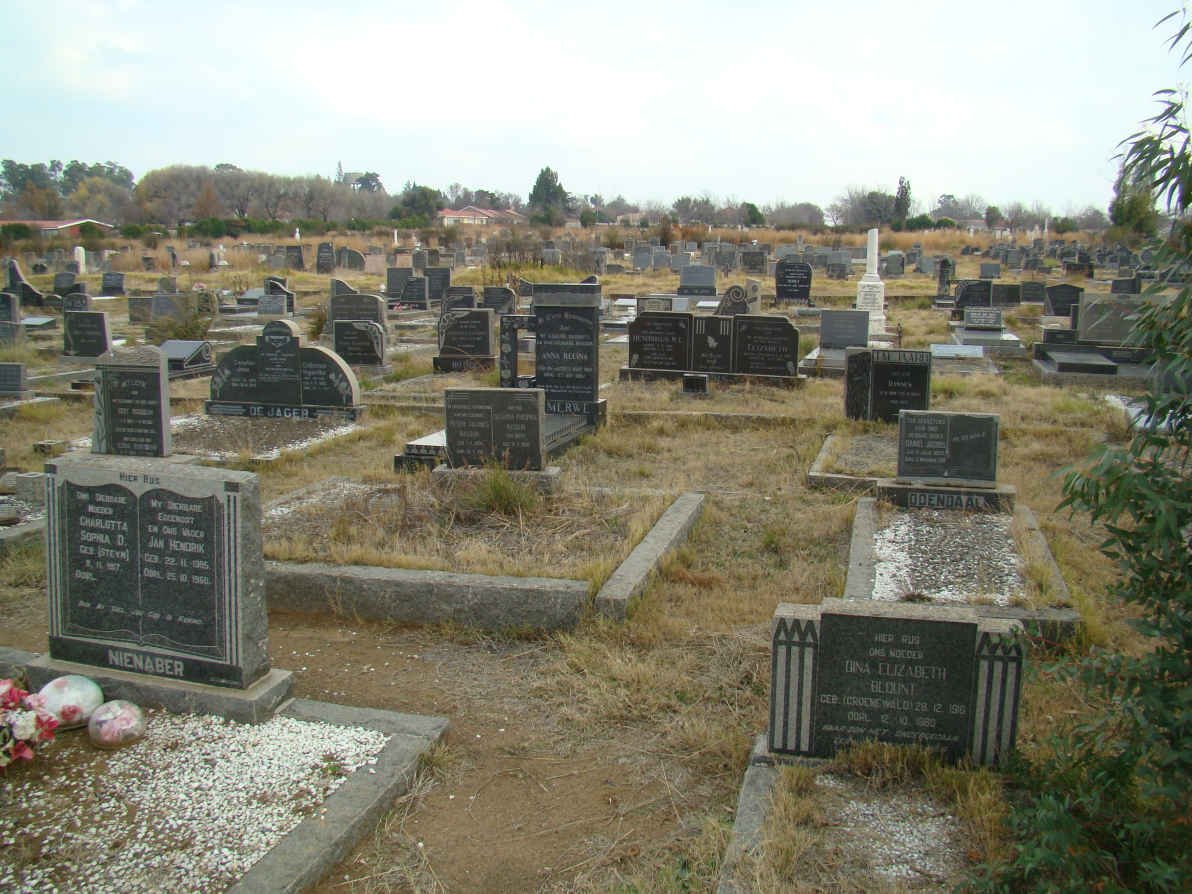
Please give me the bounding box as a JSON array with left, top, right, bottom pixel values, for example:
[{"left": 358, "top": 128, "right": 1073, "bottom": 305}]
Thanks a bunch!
[{"left": 262, "top": 473, "right": 670, "bottom": 582}]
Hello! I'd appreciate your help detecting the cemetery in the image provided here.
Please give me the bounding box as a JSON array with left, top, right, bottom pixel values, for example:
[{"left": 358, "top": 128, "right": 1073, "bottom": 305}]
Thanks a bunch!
[{"left": 0, "top": 217, "right": 1185, "bottom": 892}]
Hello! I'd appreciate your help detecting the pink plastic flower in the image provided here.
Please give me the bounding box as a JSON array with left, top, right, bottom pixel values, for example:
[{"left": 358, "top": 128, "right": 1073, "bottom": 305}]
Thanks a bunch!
[{"left": 10, "top": 740, "right": 33, "bottom": 762}]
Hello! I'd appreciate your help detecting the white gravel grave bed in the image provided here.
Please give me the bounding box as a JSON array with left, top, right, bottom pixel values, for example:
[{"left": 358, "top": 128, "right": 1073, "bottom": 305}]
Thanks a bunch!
[
  {"left": 872, "top": 509, "right": 1023, "bottom": 606},
  {"left": 0, "top": 710, "right": 389, "bottom": 893}
]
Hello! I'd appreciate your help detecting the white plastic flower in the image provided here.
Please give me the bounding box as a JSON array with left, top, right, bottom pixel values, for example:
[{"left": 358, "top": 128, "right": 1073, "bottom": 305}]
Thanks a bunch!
[{"left": 12, "top": 710, "right": 38, "bottom": 741}]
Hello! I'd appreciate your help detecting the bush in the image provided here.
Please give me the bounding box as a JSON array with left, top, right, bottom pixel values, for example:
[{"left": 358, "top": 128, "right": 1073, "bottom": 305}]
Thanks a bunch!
[
  {"left": 189, "top": 217, "right": 227, "bottom": 239},
  {"left": 120, "top": 224, "right": 146, "bottom": 239},
  {"left": 0, "top": 223, "right": 32, "bottom": 246}
]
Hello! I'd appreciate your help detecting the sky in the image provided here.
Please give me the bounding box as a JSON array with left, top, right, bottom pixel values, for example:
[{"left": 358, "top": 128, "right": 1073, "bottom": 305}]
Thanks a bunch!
[{"left": 1, "top": 0, "right": 1187, "bottom": 216}]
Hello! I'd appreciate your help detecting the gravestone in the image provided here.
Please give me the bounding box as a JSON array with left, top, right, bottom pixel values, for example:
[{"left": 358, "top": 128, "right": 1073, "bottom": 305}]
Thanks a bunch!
[
  {"left": 1044, "top": 283, "right": 1083, "bottom": 317},
  {"left": 884, "top": 253, "right": 905, "bottom": 276},
  {"left": 1020, "top": 281, "right": 1046, "bottom": 304},
  {"left": 333, "top": 320, "right": 387, "bottom": 366},
  {"left": 769, "top": 600, "right": 1023, "bottom": 765},
  {"left": 385, "top": 267, "right": 413, "bottom": 299},
  {"left": 63, "top": 311, "right": 112, "bottom": 358},
  {"left": 533, "top": 285, "right": 602, "bottom": 417},
  {"left": 336, "top": 247, "right": 366, "bottom": 270},
  {"left": 991, "top": 284, "right": 1021, "bottom": 306},
  {"left": 716, "top": 284, "right": 754, "bottom": 316},
  {"left": 53, "top": 272, "right": 77, "bottom": 295},
  {"left": 434, "top": 308, "right": 495, "bottom": 372},
  {"left": 844, "top": 349, "right": 873, "bottom": 420},
  {"left": 316, "top": 242, "right": 334, "bottom": 274},
  {"left": 328, "top": 292, "right": 385, "bottom": 328},
  {"left": 775, "top": 259, "right": 813, "bottom": 304},
  {"left": 937, "top": 258, "right": 954, "bottom": 295},
  {"left": 691, "top": 316, "right": 734, "bottom": 373},
  {"left": 954, "top": 280, "right": 993, "bottom": 312},
  {"left": 7, "top": 259, "right": 44, "bottom": 308},
  {"left": 964, "top": 308, "right": 1003, "bottom": 331},
  {"left": 0, "top": 291, "right": 19, "bottom": 325},
  {"left": 0, "top": 363, "right": 31, "bottom": 399},
  {"left": 207, "top": 319, "right": 362, "bottom": 419},
  {"left": 856, "top": 229, "right": 885, "bottom": 337},
  {"left": 444, "top": 388, "right": 545, "bottom": 470},
  {"left": 150, "top": 293, "right": 199, "bottom": 323},
  {"left": 285, "top": 245, "right": 305, "bottom": 270},
  {"left": 481, "top": 286, "right": 516, "bottom": 314},
  {"left": 412, "top": 249, "right": 427, "bottom": 271},
  {"left": 870, "top": 349, "right": 931, "bottom": 422},
  {"left": 632, "top": 246, "right": 652, "bottom": 270},
  {"left": 62, "top": 292, "right": 92, "bottom": 313},
  {"left": 1111, "top": 276, "right": 1141, "bottom": 295},
  {"left": 627, "top": 312, "right": 693, "bottom": 371},
  {"left": 93, "top": 346, "right": 172, "bottom": 457},
  {"left": 678, "top": 265, "right": 717, "bottom": 297},
  {"left": 424, "top": 267, "right": 452, "bottom": 303},
  {"left": 897, "top": 411, "right": 998, "bottom": 486},
  {"left": 979, "top": 263, "right": 1000, "bottom": 280},
  {"left": 819, "top": 310, "right": 870, "bottom": 349},
  {"left": 401, "top": 276, "right": 429, "bottom": 307},
  {"left": 732, "top": 315, "right": 799, "bottom": 376},
  {"left": 161, "top": 340, "right": 215, "bottom": 378},
  {"left": 330, "top": 279, "right": 358, "bottom": 297},
  {"left": 741, "top": 250, "right": 767, "bottom": 275},
  {"left": 1077, "top": 294, "right": 1145, "bottom": 346},
  {"left": 443, "top": 286, "right": 476, "bottom": 312},
  {"left": 45, "top": 453, "right": 269, "bottom": 688},
  {"left": 256, "top": 292, "right": 288, "bottom": 317},
  {"left": 101, "top": 272, "right": 125, "bottom": 296}
]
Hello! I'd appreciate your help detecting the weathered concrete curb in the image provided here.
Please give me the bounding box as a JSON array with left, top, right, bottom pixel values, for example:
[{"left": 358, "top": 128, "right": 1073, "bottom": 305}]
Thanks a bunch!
[
  {"left": 844, "top": 497, "right": 1083, "bottom": 642},
  {"left": 267, "top": 562, "right": 590, "bottom": 630},
  {"left": 594, "top": 491, "right": 706, "bottom": 620},
  {"left": 806, "top": 433, "right": 881, "bottom": 493},
  {"left": 230, "top": 699, "right": 449, "bottom": 894},
  {"left": 715, "top": 735, "right": 779, "bottom": 894},
  {"left": 0, "top": 515, "right": 44, "bottom": 554}
]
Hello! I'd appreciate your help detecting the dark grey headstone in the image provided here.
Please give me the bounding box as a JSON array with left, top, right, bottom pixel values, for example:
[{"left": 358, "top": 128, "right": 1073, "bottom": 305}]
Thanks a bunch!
[
  {"left": 437, "top": 308, "right": 495, "bottom": 361},
  {"left": 691, "top": 316, "right": 734, "bottom": 373},
  {"left": 870, "top": 349, "right": 932, "bottom": 422},
  {"left": 401, "top": 276, "right": 429, "bottom": 307},
  {"left": 775, "top": 259, "right": 813, "bottom": 304},
  {"left": 1020, "top": 281, "right": 1046, "bottom": 303},
  {"left": 678, "top": 265, "right": 717, "bottom": 297},
  {"left": 0, "top": 291, "right": 18, "bottom": 324},
  {"left": 285, "top": 245, "right": 305, "bottom": 270},
  {"left": 45, "top": 454, "right": 268, "bottom": 688},
  {"left": 533, "top": 286, "right": 600, "bottom": 416},
  {"left": 732, "top": 315, "right": 799, "bottom": 376},
  {"left": 1044, "top": 283, "right": 1083, "bottom": 316},
  {"left": 897, "top": 411, "right": 998, "bottom": 485},
  {"left": 1077, "top": 294, "right": 1146, "bottom": 346},
  {"left": 954, "top": 280, "right": 992, "bottom": 311},
  {"left": 328, "top": 292, "right": 385, "bottom": 327},
  {"left": 336, "top": 247, "right": 366, "bottom": 270},
  {"left": 1111, "top": 276, "right": 1141, "bottom": 295},
  {"left": 442, "top": 286, "right": 476, "bottom": 312},
  {"left": 991, "top": 284, "right": 1021, "bottom": 306},
  {"left": 101, "top": 272, "right": 125, "bottom": 296},
  {"left": 844, "top": 348, "right": 872, "bottom": 420},
  {"left": 93, "top": 346, "right": 172, "bottom": 457},
  {"left": 424, "top": 267, "right": 452, "bottom": 302},
  {"left": 316, "top": 242, "right": 335, "bottom": 274},
  {"left": 741, "top": 250, "right": 767, "bottom": 275},
  {"left": 963, "top": 308, "right": 1003, "bottom": 331},
  {"left": 628, "top": 312, "right": 693, "bottom": 371},
  {"left": 330, "top": 278, "right": 358, "bottom": 297},
  {"left": 481, "top": 286, "right": 516, "bottom": 314},
  {"left": 819, "top": 310, "right": 869, "bottom": 350},
  {"left": 62, "top": 292, "right": 91, "bottom": 312},
  {"left": 161, "top": 340, "right": 214, "bottom": 374},
  {"left": 978, "top": 263, "right": 1000, "bottom": 280},
  {"left": 63, "top": 311, "right": 111, "bottom": 357},
  {"left": 53, "top": 272, "right": 77, "bottom": 294},
  {"left": 333, "top": 320, "right": 386, "bottom": 366},
  {"left": 444, "top": 388, "right": 546, "bottom": 470},
  {"left": 0, "top": 362, "right": 27, "bottom": 395},
  {"left": 386, "top": 267, "right": 414, "bottom": 298}
]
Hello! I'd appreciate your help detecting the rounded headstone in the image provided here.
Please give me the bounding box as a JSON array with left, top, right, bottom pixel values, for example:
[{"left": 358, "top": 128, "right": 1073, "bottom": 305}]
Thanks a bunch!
[{"left": 38, "top": 674, "right": 104, "bottom": 729}]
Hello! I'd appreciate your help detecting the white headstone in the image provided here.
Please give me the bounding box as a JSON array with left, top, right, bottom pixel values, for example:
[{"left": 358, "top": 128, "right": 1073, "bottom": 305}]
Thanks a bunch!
[
  {"left": 74, "top": 245, "right": 87, "bottom": 274},
  {"left": 856, "top": 228, "right": 886, "bottom": 337}
]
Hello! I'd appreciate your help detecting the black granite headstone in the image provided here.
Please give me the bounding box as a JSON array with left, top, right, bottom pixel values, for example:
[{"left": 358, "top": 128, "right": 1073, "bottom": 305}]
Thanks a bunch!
[
  {"left": 424, "top": 267, "right": 452, "bottom": 302},
  {"left": 386, "top": 267, "right": 414, "bottom": 299},
  {"left": 481, "top": 286, "right": 516, "bottom": 314},
  {"left": 954, "top": 280, "right": 992, "bottom": 311},
  {"left": 101, "top": 272, "right": 125, "bottom": 296},
  {"left": 401, "top": 276, "right": 429, "bottom": 307},
  {"left": 1044, "top": 283, "right": 1083, "bottom": 317},
  {"left": 63, "top": 311, "right": 111, "bottom": 357},
  {"left": 844, "top": 348, "right": 872, "bottom": 420},
  {"left": 732, "top": 315, "right": 799, "bottom": 376},
  {"left": 775, "top": 259, "right": 813, "bottom": 304},
  {"left": 870, "top": 349, "right": 931, "bottom": 422},
  {"left": 316, "top": 242, "right": 334, "bottom": 274},
  {"left": 436, "top": 309, "right": 495, "bottom": 367},
  {"left": 285, "top": 245, "right": 305, "bottom": 270},
  {"left": 1020, "top": 281, "right": 1046, "bottom": 304},
  {"left": 333, "top": 320, "right": 386, "bottom": 366},
  {"left": 627, "top": 312, "right": 693, "bottom": 371},
  {"left": 444, "top": 388, "right": 546, "bottom": 470},
  {"left": 990, "top": 283, "right": 1021, "bottom": 306},
  {"left": 691, "top": 316, "right": 734, "bottom": 373},
  {"left": 897, "top": 411, "right": 998, "bottom": 485},
  {"left": 819, "top": 310, "right": 869, "bottom": 350}
]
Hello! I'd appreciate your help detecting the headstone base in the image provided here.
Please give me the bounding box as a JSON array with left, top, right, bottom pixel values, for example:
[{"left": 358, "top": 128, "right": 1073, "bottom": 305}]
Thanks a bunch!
[
  {"left": 619, "top": 367, "right": 806, "bottom": 389},
  {"left": 205, "top": 401, "right": 365, "bottom": 421},
  {"left": 875, "top": 479, "right": 1016, "bottom": 512},
  {"left": 7, "top": 650, "right": 293, "bottom": 723},
  {"left": 432, "top": 356, "right": 496, "bottom": 373}
]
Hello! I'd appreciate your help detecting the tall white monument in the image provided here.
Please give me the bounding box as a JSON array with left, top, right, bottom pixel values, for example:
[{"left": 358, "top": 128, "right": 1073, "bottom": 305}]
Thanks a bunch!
[{"left": 855, "top": 228, "right": 886, "bottom": 338}]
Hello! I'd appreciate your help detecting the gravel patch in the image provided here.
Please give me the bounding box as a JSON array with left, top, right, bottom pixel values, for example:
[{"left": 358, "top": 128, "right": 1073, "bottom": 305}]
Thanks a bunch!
[
  {"left": 817, "top": 773, "right": 966, "bottom": 886},
  {"left": 872, "top": 509, "right": 1023, "bottom": 606},
  {"left": 0, "top": 710, "right": 389, "bottom": 893}
]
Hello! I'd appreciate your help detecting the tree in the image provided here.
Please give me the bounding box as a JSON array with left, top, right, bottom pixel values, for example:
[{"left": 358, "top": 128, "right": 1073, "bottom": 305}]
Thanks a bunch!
[
  {"left": 740, "top": 201, "right": 765, "bottom": 227},
  {"left": 388, "top": 182, "right": 444, "bottom": 226},
  {"left": 67, "top": 176, "right": 133, "bottom": 222},
  {"left": 353, "top": 172, "right": 383, "bottom": 193},
  {"left": 984, "top": 205, "right": 1004, "bottom": 229},
  {"left": 975, "top": 11, "right": 1192, "bottom": 891},
  {"left": 894, "top": 177, "right": 911, "bottom": 223},
  {"left": 1109, "top": 163, "right": 1161, "bottom": 238},
  {"left": 528, "top": 166, "right": 570, "bottom": 225}
]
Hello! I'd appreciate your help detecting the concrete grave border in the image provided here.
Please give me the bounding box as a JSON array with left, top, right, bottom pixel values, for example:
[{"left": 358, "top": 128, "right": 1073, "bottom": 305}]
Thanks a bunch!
[{"left": 844, "top": 496, "right": 1082, "bottom": 642}]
